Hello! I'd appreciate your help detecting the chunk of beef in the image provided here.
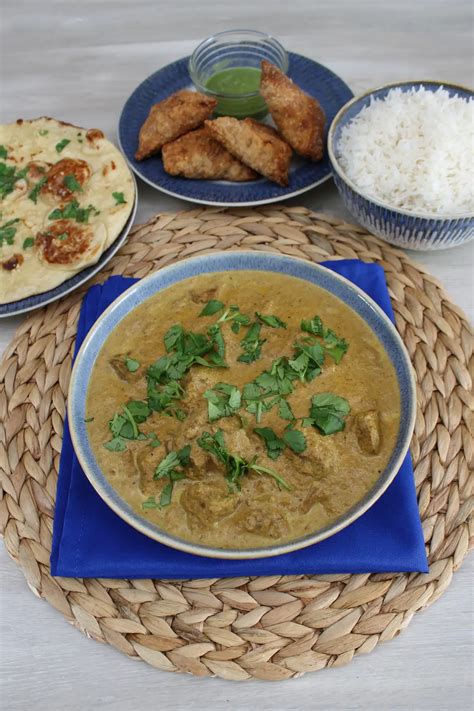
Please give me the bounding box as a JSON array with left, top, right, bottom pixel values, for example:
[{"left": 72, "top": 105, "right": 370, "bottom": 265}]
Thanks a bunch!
[
  {"left": 355, "top": 410, "right": 381, "bottom": 455},
  {"left": 181, "top": 481, "right": 239, "bottom": 526},
  {"left": 236, "top": 498, "right": 289, "bottom": 539}
]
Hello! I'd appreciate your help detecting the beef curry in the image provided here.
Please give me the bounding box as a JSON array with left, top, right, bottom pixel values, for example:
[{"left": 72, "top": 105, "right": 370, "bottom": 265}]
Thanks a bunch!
[{"left": 86, "top": 271, "right": 400, "bottom": 549}]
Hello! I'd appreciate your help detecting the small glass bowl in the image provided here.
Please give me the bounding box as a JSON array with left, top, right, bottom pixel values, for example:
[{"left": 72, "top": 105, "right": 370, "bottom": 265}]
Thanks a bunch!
[{"left": 189, "top": 29, "right": 288, "bottom": 120}]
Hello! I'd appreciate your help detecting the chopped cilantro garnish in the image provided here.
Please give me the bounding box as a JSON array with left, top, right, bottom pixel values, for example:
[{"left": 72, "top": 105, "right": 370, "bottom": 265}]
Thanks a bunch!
[
  {"left": 56, "top": 233, "right": 69, "bottom": 241},
  {"left": 217, "top": 305, "right": 251, "bottom": 333},
  {"left": 197, "top": 429, "right": 290, "bottom": 493},
  {"left": 28, "top": 176, "right": 47, "bottom": 204},
  {"left": 55, "top": 138, "right": 70, "bottom": 153},
  {"left": 282, "top": 426, "right": 307, "bottom": 453},
  {"left": 204, "top": 383, "right": 241, "bottom": 422},
  {"left": 0, "top": 162, "right": 28, "bottom": 199},
  {"left": 238, "top": 322, "right": 266, "bottom": 363},
  {"left": 0, "top": 218, "right": 20, "bottom": 247},
  {"left": 146, "top": 432, "right": 161, "bottom": 448},
  {"left": 38, "top": 129, "right": 49, "bottom": 137},
  {"left": 254, "top": 427, "right": 286, "bottom": 460},
  {"left": 304, "top": 393, "right": 351, "bottom": 435},
  {"left": 22, "top": 237, "right": 35, "bottom": 249},
  {"left": 103, "top": 400, "right": 151, "bottom": 451},
  {"left": 48, "top": 199, "right": 99, "bottom": 224},
  {"left": 0, "top": 146, "right": 7, "bottom": 159},
  {"left": 149, "top": 445, "right": 191, "bottom": 508},
  {"left": 256, "top": 312, "right": 287, "bottom": 329},
  {"left": 199, "top": 299, "right": 224, "bottom": 317},
  {"left": 124, "top": 356, "right": 140, "bottom": 372},
  {"left": 112, "top": 191, "right": 126, "bottom": 205},
  {"left": 301, "top": 315, "right": 349, "bottom": 364},
  {"left": 254, "top": 425, "right": 306, "bottom": 459},
  {"left": 63, "top": 174, "right": 83, "bottom": 192}
]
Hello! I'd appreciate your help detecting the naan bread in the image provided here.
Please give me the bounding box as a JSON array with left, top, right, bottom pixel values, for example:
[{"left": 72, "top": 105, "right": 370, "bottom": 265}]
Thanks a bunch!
[{"left": 0, "top": 117, "right": 135, "bottom": 304}]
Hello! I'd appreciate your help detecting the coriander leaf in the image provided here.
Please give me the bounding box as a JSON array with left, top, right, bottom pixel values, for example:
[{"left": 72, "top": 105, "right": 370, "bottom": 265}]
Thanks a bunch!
[
  {"left": 238, "top": 322, "right": 266, "bottom": 364},
  {"left": 146, "top": 432, "right": 161, "bottom": 448},
  {"left": 323, "top": 328, "right": 349, "bottom": 364},
  {"left": 0, "top": 218, "right": 20, "bottom": 247},
  {"left": 254, "top": 427, "right": 285, "bottom": 460},
  {"left": 308, "top": 393, "right": 351, "bottom": 435},
  {"left": 152, "top": 445, "right": 191, "bottom": 507},
  {"left": 217, "top": 305, "right": 251, "bottom": 332},
  {"left": 288, "top": 341, "right": 324, "bottom": 382},
  {"left": 103, "top": 436, "right": 126, "bottom": 452},
  {"left": 124, "top": 400, "right": 150, "bottom": 423},
  {"left": 22, "top": 237, "right": 35, "bottom": 249},
  {"left": 38, "top": 129, "right": 49, "bottom": 136},
  {"left": 301, "top": 315, "right": 348, "bottom": 364},
  {"left": 55, "top": 138, "right": 70, "bottom": 153},
  {"left": 142, "top": 496, "right": 158, "bottom": 509},
  {"left": 112, "top": 191, "right": 126, "bottom": 205},
  {"left": 301, "top": 315, "right": 324, "bottom": 336},
  {"left": 48, "top": 199, "right": 99, "bottom": 224},
  {"left": 0, "top": 162, "right": 28, "bottom": 199},
  {"left": 124, "top": 356, "right": 140, "bottom": 372},
  {"left": 256, "top": 312, "right": 287, "bottom": 329},
  {"left": 278, "top": 398, "right": 294, "bottom": 421},
  {"left": 159, "top": 482, "right": 174, "bottom": 508},
  {"left": 63, "top": 174, "right": 83, "bottom": 192},
  {"left": 204, "top": 383, "right": 241, "bottom": 422},
  {"left": 0, "top": 145, "right": 7, "bottom": 159},
  {"left": 282, "top": 427, "right": 306, "bottom": 453},
  {"left": 28, "top": 176, "right": 47, "bottom": 204},
  {"left": 164, "top": 324, "right": 185, "bottom": 352},
  {"left": 199, "top": 299, "right": 224, "bottom": 316},
  {"left": 197, "top": 429, "right": 290, "bottom": 492}
]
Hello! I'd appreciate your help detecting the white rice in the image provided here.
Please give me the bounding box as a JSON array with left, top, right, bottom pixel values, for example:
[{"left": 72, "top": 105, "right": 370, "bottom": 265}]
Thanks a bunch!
[{"left": 335, "top": 86, "right": 474, "bottom": 216}]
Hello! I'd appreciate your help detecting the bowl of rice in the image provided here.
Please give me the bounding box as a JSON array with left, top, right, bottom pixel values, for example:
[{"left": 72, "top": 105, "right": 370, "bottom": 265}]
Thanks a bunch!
[{"left": 328, "top": 81, "right": 473, "bottom": 250}]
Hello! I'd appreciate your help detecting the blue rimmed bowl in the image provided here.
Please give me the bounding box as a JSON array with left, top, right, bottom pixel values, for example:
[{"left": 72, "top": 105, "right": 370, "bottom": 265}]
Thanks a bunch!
[
  {"left": 328, "top": 81, "right": 474, "bottom": 251},
  {"left": 68, "top": 251, "right": 416, "bottom": 559}
]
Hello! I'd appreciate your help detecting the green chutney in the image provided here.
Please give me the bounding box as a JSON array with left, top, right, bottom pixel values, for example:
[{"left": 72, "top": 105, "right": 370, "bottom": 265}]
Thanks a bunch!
[{"left": 205, "top": 67, "right": 268, "bottom": 120}]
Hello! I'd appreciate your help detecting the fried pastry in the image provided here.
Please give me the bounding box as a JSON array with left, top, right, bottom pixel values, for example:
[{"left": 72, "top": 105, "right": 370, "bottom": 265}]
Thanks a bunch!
[
  {"left": 205, "top": 117, "right": 292, "bottom": 186},
  {"left": 135, "top": 91, "right": 217, "bottom": 161},
  {"left": 162, "top": 126, "right": 257, "bottom": 181},
  {"left": 260, "top": 60, "right": 326, "bottom": 161}
]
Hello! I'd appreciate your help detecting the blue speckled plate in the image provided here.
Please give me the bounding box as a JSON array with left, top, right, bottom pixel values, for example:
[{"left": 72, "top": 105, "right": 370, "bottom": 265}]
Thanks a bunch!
[
  {"left": 0, "top": 176, "right": 137, "bottom": 319},
  {"left": 118, "top": 53, "right": 353, "bottom": 206},
  {"left": 68, "top": 251, "right": 416, "bottom": 559}
]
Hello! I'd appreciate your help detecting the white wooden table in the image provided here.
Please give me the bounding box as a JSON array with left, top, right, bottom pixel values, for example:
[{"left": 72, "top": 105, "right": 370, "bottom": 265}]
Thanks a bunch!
[{"left": 1, "top": 2, "right": 472, "bottom": 708}]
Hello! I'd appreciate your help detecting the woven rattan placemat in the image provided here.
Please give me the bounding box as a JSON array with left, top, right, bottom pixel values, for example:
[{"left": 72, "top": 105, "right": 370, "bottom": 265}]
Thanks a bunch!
[{"left": 1, "top": 207, "right": 472, "bottom": 681}]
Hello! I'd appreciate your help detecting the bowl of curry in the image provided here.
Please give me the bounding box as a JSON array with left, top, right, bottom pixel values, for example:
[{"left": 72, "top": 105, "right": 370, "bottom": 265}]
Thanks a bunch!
[{"left": 68, "top": 252, "right": 416, "bottom": 559}]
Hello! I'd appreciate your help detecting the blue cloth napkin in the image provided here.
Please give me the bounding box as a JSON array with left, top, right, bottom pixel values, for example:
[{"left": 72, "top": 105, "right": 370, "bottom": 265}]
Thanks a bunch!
[{"left": 51, "top": 260, "right": 428, "bottom": 578}]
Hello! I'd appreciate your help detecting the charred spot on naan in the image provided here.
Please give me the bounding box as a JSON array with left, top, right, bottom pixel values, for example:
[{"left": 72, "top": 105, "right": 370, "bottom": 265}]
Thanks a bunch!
[
  {"left": 27, "top": 161, "right": 52, "bottom": 180},
  {"left": 2, "top": 254, "right": 24, "bottom": 271},
  {"left": 40, "top": 158, "right": 92, "bottom": 201},
  {"left": 35, "top": 219, "right": 104, "bottom": 267}
]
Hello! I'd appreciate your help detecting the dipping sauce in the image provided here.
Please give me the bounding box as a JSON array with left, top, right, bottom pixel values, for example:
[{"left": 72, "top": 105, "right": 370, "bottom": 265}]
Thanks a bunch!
[{"left": 205, "top": 67, "right": 268, "bottom": 119}]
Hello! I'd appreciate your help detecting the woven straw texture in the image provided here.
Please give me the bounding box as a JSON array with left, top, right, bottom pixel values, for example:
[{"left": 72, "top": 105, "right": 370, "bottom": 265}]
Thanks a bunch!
[{"left": 1, "top": 207, "right": 472, "bottom": 681}]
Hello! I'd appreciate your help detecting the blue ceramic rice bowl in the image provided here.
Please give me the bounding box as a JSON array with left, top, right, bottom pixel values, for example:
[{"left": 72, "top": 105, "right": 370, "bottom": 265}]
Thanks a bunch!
[{"left": 328, "top": 81, "right": 473, "bottom": 251}]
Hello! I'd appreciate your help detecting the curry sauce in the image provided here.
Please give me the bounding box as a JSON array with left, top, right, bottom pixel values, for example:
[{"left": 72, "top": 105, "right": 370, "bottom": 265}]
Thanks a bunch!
[{"left": 86, "top": 271, "right": 401, "bottom": 549}]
